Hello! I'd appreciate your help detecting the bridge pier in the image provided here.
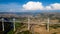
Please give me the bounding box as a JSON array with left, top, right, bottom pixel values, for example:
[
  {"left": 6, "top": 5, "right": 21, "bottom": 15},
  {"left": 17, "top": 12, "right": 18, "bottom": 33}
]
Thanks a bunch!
[
  {"left": 47, "top": 18, "right": 49, "bottom": 32},
  {"left": 13, "top": 18, "right": 16, "bottom": 31},
  {"left": 2, "top": 18, "right": 4, "bottom": 31},
  {"left": 28, "top": 17, "right": 30, "bottom": 30}
]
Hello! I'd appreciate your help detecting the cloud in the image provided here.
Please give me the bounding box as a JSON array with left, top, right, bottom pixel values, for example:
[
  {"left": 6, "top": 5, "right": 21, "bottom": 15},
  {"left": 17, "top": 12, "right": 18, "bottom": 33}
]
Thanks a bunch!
[
  {"left": 51, "top": 3, "right": 60, "bottom": 10},
  {"left": 23, "top": 1, "right": 44, "bottom": 10},
  {"left": 45, "top": 3, "right": 60, "bottom": 10},
  {"left": 23, "top": 1, "right": 60, "bottom": 10}
]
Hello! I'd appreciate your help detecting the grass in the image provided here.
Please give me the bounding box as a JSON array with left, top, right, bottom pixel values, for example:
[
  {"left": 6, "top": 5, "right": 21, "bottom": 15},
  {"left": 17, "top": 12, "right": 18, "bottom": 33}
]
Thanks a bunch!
[
  {"left": 52, "top": 32, "right": 57, "bottom": 34},
  {"left": 50, "top": 24, "right": 60, "bottom": 29},
  {"left": 7, "top": 22, "right": 25, "bottom": 34},
  {"left": 7, "top": 29, "right": 14, "bottom": 34},
  {"left": 17, "top": 30, "right": 32, "bottom": 34},
  {"left": 7, "top": 19, "right": 29, "bottom": 34}
]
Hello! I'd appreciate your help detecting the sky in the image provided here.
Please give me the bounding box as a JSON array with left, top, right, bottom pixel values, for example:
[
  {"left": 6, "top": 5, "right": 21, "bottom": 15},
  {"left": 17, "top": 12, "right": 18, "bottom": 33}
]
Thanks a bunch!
[{"left": 0, "top": 0, "right": 60, "bottom": 12}]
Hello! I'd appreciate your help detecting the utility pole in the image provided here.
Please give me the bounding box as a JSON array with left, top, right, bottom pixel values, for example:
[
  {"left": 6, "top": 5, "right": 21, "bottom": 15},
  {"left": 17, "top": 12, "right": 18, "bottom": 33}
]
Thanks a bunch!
[
  {"left": 2, "top": 18, "right": 4, "bottom": 31},
  {"left": 13, "top": 18, "right": 15, "bottom": 31}
]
